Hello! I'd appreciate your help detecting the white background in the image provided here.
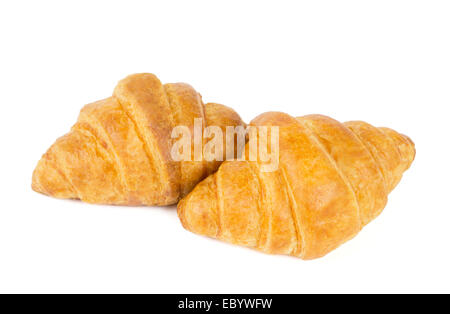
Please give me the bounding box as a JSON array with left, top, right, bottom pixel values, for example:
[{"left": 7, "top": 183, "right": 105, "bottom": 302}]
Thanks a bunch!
[{"left": 0, "top": 0, "right": 449, "bottom": 293}]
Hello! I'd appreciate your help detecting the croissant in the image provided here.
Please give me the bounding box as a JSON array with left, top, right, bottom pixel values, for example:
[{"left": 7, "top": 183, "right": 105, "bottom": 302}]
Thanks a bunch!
[
  {"left": 32, "top": 73, "right": 245, "bottom": 205},
  {"left": 178, "top": 112, "right": 415, "bottom": 259}
]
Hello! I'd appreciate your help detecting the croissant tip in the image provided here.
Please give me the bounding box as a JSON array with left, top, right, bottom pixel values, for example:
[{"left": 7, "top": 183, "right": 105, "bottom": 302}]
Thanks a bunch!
[
  {"left": 31, "top": 180, "right": 42, "bottom": 195},
  {"left": 177, "top": 198, "right": 190, "bottom": 230},
  {"left": 31, "top": 163, "right": 46, "bottom": 195},
  {"left": 403, "top": 134, "right": 415, "bottom": 149},
  {"left": 401, "top": 133, "right": 416, "bottom": 167},
  {"left": 176, "top": 174, "right": 220, "bottom": 238}
]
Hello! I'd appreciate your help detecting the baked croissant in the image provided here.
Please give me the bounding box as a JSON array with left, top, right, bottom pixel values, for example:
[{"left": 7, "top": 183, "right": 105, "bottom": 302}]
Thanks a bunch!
[
  {"left": 178, "top": 112, "right": 415, "bottom": 259},
  {"left": 32, "top": 73, "right": 245, "bottom": 205}
]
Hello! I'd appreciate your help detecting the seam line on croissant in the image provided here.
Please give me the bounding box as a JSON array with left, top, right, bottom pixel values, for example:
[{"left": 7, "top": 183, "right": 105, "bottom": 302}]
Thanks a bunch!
[
  {"left": 115, "top": 98, "right": 165, "bottom": 198},
  {"left": 71, "top": 127, "right": 125, "bottom": 200},
  {"left": 75, "top": 117, "right": 130, "bottom": 199},
  {"left": 39, "top": 153, "right": 76, "bottom": 198},
  {"left": 379, "top": 127, "right": 409, "bottom": 170},
  {"left": 50, "top": 134, "right": 83, "bottom": 199},
  {"left": 350, "top": 123, "right": 394, "bottom": 192},
  {"left": 52, "top": 153, "right": 77, "bottom": 197},
  {"left": 378, "top": 127, "right": 404, "bottom": 189},
  {"left": 162, "top": 87, "right": 181, "bottom": 200},
  {"left": 163, "top": 85, "right": 185, "bottom": 196},
  {"left": 279, "top": 166, "right": 302, "bottom": 256},
  {"left": 75, "top": 125, "right": 127, "bottom": 192},
  {"left": 346, "top": 126, "right": 389, "bottom": 198},
  {"left": 301, "top": 121, "right": 363, "bottom": 227},
  {"left": 247, "top": 162, "right": 266, "bottom": 250}
]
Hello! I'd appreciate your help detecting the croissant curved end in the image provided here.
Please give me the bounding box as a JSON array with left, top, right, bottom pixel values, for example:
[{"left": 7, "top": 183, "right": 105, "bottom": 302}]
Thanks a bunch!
[
  {"left": 32, "top": 149, "right": 77, "bottom": 200},
  {"left": 178, "top": 174, "right": 219, "bottom": 238}
]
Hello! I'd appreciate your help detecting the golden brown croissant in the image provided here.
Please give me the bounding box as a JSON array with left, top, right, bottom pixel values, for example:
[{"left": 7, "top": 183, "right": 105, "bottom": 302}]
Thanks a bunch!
[
  {"left": 178, "top": 112, "right": 415, "bottom": 259},
  {"left": 32, "top": 73, "right": 245, "bottom": 205}
]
